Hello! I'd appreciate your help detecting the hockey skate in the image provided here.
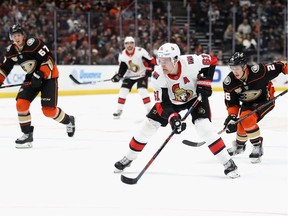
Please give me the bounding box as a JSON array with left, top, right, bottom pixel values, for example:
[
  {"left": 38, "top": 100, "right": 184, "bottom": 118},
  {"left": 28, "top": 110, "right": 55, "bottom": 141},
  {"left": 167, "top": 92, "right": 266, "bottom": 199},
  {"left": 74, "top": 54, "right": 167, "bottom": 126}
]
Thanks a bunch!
[
  {"left": 114, "top": 156, "right": 132, "bottom": 173},
  {"left": 66, "top": 115, "right": 75, "bottom": 137},
  {"left": 227, "top": 141, "right": 246, "bottom": 156},
  {"left": 224, "top": 159, "right": 240, "bottom": 178},
  {"left": 15, "top": 127, "right": 34, "bottom": 149},
  {"left": 113, "top": 110, "right": 123, "bottom": 119},
  {"left": 249, "top": 138, "right": 263, "bottom": 163}
]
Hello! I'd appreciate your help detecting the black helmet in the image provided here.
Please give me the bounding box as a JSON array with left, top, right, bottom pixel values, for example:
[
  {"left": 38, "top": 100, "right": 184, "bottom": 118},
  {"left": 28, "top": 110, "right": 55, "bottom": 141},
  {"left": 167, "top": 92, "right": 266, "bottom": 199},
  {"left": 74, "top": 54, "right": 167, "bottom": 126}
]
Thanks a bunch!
[
  {"left": 228, "top": 52, "right": 247, "bottom": 66},
  {"left": 9, "top": 24, "right": 24, "bottom": 40}
]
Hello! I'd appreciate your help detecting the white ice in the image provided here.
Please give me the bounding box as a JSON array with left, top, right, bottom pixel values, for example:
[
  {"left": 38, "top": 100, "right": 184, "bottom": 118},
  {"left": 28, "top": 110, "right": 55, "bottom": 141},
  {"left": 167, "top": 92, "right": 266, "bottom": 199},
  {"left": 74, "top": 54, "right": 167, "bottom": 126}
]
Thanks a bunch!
[{"left": 0, "top": 92, "right": 287, "bottom": 216}]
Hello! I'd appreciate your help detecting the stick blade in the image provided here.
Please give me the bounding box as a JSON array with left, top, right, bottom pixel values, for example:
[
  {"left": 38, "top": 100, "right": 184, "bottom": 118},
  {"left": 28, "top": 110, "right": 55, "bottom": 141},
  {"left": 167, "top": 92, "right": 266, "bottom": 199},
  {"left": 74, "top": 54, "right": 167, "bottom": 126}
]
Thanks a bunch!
[
  {"left": 182, "top": 139, "right": 205, "bottom": 147},
  {"left": 121, "top": 174, "right": 138, "bottom": 185},
  {"left": 69, "top": 74, "right": 93, "bottom": 84}
]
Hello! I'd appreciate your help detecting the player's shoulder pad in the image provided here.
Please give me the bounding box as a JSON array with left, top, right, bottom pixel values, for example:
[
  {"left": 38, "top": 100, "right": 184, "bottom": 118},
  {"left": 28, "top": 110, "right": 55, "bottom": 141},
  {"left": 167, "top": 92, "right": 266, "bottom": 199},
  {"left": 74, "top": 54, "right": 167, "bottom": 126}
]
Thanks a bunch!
[
  {"left": 249, "top": 64, "right": 260, "bottom": 73},
  {"left": 5, "top": 44, "right": 18, "bottom": 57},
  {"left": 223, "top": 72, "right": 234, "bottom": 87},
  {"left": 25, "top": 37, "right": 41, "bottom": 49},
  {"left": 6, "top": 44, "right": 14, "bottom": 53},
  {"left": 152, "top": 65, "right": 162, "bottom": 80}
]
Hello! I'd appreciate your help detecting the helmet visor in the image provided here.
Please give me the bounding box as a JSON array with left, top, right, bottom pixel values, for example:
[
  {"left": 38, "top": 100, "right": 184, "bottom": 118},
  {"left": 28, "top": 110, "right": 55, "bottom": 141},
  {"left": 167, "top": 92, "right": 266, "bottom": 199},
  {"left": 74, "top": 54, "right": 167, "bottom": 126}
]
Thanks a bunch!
[
  {"left": 157, "top": 57, "right": 172, "bottom": 65},
  {"left": 230, "top": 65, "right": 242, "bottom": 71}
]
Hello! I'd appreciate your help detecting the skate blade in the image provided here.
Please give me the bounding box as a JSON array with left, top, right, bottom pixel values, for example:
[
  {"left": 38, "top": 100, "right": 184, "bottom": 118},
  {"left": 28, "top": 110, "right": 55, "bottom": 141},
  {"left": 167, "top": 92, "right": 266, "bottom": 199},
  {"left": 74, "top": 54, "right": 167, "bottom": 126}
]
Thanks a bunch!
[
  {"left": 226, "top": 170, "right": 240, "bottom": 179},
  {"left": 114, "top": 168, "right": 124, "bottom": 173},
  {"left": 15, "top": 142, "right": 33, "bottom": 149},
  {"left": 250, "top": 157, "right": 262, "bottom": 164}
]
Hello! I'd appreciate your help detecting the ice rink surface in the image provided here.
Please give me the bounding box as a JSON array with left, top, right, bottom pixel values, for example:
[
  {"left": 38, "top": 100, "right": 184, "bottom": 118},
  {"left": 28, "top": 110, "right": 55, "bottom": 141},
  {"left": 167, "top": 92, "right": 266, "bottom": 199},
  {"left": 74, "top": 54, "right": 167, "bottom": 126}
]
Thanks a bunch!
[{"left": 0, "top": 91, "right": 287, "bottom": 216}]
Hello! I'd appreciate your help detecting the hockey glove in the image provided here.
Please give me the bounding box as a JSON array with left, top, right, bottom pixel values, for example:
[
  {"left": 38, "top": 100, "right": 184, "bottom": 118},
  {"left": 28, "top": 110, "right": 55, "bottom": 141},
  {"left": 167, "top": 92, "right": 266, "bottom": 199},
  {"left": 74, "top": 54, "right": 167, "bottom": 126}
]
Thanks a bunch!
[
  {"left": 169, "top": 113, "right": 186, "bottom": 134},
  {"left": 145, "top": 70, "right": 152, "bottom": 78},
  {"left": 111, "top": 74, "right": 121, "bottom": 82},
  {"left": 224, "top": 115, "right": 238, "bottom": 133},
  {"left": 196, "top": 76, "right": 212, "bottom": 98},
  {"left": 31, "top": 71, "right": 44, "bottom": 88}
]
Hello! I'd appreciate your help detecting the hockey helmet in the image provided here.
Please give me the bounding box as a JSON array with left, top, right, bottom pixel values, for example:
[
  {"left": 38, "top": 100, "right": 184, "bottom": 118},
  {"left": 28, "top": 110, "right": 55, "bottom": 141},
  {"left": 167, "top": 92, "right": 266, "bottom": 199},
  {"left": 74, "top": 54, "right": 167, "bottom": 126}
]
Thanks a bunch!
[
  {"left": 124, "top": 36, "right": 135, "bottom": 44},
  {"left": 9, "top": 24, "right": 24, "bottom": 40},
  {"left": 157, "top": 43, "right": 181, "bottom": 63},
  {"left": 228, "top": 52, "right": 247, "bottom": 67}
]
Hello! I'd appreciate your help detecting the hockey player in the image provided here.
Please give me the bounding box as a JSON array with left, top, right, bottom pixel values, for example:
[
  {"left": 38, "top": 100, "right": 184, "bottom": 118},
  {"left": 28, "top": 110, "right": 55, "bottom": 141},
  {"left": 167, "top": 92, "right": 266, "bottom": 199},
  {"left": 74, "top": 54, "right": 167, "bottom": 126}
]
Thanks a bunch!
[
  {"left": 114, "top": 43, "right": 240, "bottom": 178},
  {"left": 0, "top": 24, "right": 75, "bottom": 148},
  {"left": 111, "top": 36, "right": 156, "bottom": 119},
  {"left": 223, "top": 52, "right": 288, "bottom": 163}
]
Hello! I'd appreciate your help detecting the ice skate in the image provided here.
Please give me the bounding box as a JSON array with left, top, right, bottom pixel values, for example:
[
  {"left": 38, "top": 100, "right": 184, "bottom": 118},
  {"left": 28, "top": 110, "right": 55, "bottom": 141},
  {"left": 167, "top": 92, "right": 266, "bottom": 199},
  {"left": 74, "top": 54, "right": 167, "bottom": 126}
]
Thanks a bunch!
[
  {"left": 224, "top": 159, "right": 240, "bottom": 178},
  {"left": 113, "top": 110, "right": 123, "bottom": 119},
  {"left": 227, "top": 140, "right": 246, "bottom": 156},
  {"left": 249, "top": 138, "right": 263, "bottom": 163},
  {"left": 15, "top": 127, "right": 34, "bottom": 149},
  {"left": 66, "top": 115, "right": 75, "bottom": 137},
  {"left": 114, "top": 156, "right": 132, "bottom": 173}
]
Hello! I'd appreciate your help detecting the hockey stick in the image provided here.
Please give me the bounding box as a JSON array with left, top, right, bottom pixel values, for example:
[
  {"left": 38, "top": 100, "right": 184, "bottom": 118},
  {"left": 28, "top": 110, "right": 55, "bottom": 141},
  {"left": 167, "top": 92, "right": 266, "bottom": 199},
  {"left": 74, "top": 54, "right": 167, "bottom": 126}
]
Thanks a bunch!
[
  {"left": 69, "top": 74, "right": 146, "bottom": 85},
  {"left": 121, "top": 95, "right": 202, "bottom": 185},
  {"left": 182, "top": 89, "right": 288, "bottom": 147},
  {"left": 0, "top": 82, "right": 30, "bottom": 89},
  {"left": 69, "top": 74, "right": 111, "bottom": 85}
]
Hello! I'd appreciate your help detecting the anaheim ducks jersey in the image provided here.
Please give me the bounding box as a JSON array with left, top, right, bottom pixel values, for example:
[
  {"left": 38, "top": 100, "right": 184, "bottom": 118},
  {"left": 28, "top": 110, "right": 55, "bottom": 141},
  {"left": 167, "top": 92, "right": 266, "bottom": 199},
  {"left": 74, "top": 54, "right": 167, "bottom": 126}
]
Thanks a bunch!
[
  {"left": 152, "top": 54, "right": 214, "bottom": 105},
  {"left": 223, "top": 62, "right": 285, "bottom": 115},
  {"left": 118, "top": 46, "right": 154, "bottom": 79},
  {"left": 0, "top": 38, "right": 59, "bottom": 84}
]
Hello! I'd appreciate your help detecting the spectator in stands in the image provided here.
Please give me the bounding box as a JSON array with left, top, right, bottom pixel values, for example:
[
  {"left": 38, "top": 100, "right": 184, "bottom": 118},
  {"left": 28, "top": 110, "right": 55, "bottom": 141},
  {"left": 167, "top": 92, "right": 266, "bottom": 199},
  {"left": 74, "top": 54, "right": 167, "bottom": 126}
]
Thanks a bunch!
[
  {"left": 223, "top": 24, "right": 234, "bottom": 50},
  {"left": 237, "top": 18, "right": 251, "bottom": 38}
]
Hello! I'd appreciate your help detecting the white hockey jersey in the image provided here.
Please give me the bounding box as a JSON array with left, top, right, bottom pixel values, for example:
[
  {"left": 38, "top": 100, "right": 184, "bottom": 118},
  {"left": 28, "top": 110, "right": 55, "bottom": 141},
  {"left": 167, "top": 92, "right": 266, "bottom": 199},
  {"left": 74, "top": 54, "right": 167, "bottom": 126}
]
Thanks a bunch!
[
  {"left": 151, "top": 54, "right": 213, "bottom": 105},
  {"left": 118, "top": 47, "right": 153, "bottom": 79}
]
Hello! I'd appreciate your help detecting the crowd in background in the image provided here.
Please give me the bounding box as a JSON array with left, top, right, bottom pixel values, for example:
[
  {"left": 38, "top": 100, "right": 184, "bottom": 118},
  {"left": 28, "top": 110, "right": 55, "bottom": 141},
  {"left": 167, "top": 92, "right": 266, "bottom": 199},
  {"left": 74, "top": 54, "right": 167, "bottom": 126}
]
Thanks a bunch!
[{"left": 0, "top": 0, "right": 286, "bottom": 65}]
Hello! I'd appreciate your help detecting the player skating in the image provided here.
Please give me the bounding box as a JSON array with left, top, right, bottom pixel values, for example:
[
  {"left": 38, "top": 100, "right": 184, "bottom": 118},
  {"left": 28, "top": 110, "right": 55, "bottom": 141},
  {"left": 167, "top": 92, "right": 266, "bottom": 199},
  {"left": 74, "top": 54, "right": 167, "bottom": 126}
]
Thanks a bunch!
[
  {"left": 111, "top": 36, "right": 156, "bottom": 119},
  {"left": 223, "top": 52, "right": 288, "bottom": 163},
  {"left": 114, "top": 43, "right": 240, "bottom": 178},
  {"left": 0, "top": 24, "right": 75, "bottom": 148}
]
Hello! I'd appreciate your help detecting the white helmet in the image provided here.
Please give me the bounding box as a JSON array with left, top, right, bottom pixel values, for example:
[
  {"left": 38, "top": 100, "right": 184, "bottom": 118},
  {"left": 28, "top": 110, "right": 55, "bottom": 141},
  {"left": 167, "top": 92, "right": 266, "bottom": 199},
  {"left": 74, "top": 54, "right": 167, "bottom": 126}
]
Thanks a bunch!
[
  {"left": 124, "top": 36, "right": 135, "bottom": 44},
  {"left": 157, "top": 43, "right": 181, "bottom": 61}
]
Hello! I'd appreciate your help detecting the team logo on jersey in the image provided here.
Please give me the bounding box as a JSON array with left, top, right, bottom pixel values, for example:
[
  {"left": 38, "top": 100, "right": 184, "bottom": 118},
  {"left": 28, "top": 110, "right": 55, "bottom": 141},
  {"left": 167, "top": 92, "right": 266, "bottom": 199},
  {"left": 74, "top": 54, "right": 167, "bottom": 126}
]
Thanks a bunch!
[
  {"left": 27, "top": 38, "right": 35, "bottom": 46},
  {"left": 128, "top": 60, "right": 139, "bottom": 72},
  {"left": 223, "top": 76, "right": 231, "bottom": 85},
  {"left": 187, "top": 56, "right": 194, "bottom": 64},
  {"left": 197, "top": 105, "right": 205, "bottom": 114},
  {"left": 239, "top": 89, "right": 262, "bottom": 102},
  {"left": 20, "top": 60, "right": 37, "bottom": 74},
  {"left": 172, "top": 83, "right": 193, "bottom": 102},
  {"left": 251, "top": 65, "right": 259, "bottom": 73},
  {"left": 153, "top": 71, "right": 160, "bottom": 79}
]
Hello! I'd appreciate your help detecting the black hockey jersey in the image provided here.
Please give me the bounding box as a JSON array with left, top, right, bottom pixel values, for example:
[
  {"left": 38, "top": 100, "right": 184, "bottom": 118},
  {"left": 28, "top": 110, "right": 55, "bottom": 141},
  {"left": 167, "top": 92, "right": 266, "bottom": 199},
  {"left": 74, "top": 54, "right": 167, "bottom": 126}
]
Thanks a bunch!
[
  {"left": 223, "top": 62, "right": 285, "bottom": 115},
  {"left": 0, "top": 38, "right": 58, "bottom": 84}
]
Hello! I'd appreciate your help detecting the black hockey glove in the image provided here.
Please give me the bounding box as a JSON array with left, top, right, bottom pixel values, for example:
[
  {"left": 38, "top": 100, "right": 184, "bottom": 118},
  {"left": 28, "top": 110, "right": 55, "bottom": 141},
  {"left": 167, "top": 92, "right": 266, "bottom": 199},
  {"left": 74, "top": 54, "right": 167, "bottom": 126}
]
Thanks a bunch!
[
  {"left": 145, "top": 70, "right": 152, "bottom": 78},
  {"left": 169, "top": 113, "right": 186, "bottom": 134},
  {"left": 31, "top": 71, "right": 44, "bottom": 88},
  {"left": 196, "top": 76, "right": 212, "bottom": 98},
  {"left": 111, "top": 74, "right": 121, "bottom": 82},
  {"left": 224, "top": 114, "right": 238, "bottom": 133}
]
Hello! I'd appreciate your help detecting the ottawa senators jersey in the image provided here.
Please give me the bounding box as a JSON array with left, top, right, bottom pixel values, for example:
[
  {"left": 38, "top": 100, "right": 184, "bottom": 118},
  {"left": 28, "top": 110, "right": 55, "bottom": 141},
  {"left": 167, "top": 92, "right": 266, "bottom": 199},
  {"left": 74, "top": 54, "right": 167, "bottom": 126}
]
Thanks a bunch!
[
  {"left": 118, "top": 47, "right": 154, "bottom": 79},
  {"left": 223, "top": 62, "right": 285, "bottom": 115},
  {"left": 152, "top": 54, "right": 214, "bottom": 105},
  {"left": 0, "top": 38, "right": 59, "bottom": 84}
]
